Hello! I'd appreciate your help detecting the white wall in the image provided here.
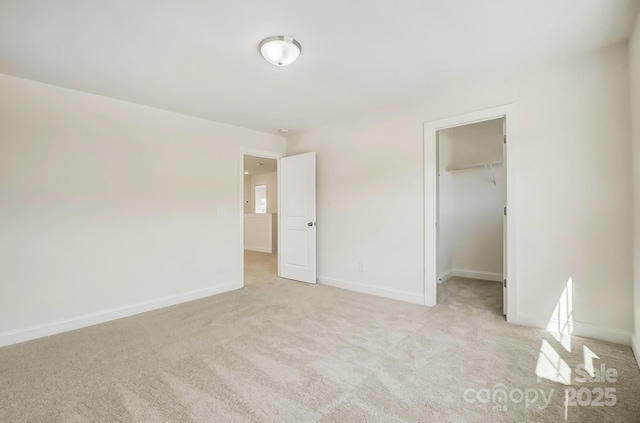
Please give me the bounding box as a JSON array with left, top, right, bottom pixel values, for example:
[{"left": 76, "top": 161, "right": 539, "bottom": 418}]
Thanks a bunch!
[
  {"left": 437, "top": 131, "right": 454, "bottom": 277},
  {"left": 244, "top": 214, "right": 277, "bottom": 253},
  {"left": 438, "top": 119, "right": 505, "bottom": 280},
  {"left": 249, "top": 172, "right": 278, "bottom": 214},
  {"left": 288, "top": 43, "right": 633, "bottom": 343},
  {"left": 629, "top": 13, "right": 640, "bottom": 360},
  {"left": 0, "top": 74, "right": 286, "bottom": 346}
]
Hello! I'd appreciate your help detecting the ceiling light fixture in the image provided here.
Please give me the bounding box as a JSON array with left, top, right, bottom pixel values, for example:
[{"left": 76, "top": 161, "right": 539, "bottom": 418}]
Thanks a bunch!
[{"left": 259, "top": 36, "right": 301, "bottom": 66}]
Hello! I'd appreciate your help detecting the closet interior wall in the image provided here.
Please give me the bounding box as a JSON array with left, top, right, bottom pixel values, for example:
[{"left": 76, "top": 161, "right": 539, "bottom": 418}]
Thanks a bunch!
[{"left": 437, "top": 118, "right": 505, "bottom": 282}]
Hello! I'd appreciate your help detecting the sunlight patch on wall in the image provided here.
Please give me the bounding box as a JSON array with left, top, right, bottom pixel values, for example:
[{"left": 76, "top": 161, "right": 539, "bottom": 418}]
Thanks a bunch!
[
  {"left": 545, "top": 277, "right": 573, "bottom": 353},
  {"left": 535, "top": 277, "right": 574, "bottom": 384}
]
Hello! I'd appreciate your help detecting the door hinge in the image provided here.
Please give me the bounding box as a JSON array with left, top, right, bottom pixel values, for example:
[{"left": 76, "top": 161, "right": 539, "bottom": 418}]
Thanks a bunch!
[
  {"left": 503, "top": 134, "right": 506, "bottom": 144},
  {"left": 504, "top": 206, "right": 507, "bottom": 216},
  {"left": 503, "top": 279, "right": 507, "bottom": 288}
]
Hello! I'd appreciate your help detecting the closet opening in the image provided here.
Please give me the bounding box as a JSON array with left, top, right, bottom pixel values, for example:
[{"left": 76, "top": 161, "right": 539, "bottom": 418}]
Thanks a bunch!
[{"left": 436, "top": 117, "right": 506, "bottom": 318}]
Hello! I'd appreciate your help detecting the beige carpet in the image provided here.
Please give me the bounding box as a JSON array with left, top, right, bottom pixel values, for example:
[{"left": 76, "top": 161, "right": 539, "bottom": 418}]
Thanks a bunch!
[{"left": 1, "top": 251, "right": 639, "bottom": 422}]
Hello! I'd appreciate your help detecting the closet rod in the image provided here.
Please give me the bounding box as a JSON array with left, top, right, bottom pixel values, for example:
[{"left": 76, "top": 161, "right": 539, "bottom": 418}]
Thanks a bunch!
[{"left": 445, "top": 162, "right": 503, "bottom": 172}]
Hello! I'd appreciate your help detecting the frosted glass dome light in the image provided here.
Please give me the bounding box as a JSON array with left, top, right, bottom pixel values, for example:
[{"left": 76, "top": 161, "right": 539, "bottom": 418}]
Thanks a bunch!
[{"left": 259, "top": 36, "right": 302, "bottom": 66}]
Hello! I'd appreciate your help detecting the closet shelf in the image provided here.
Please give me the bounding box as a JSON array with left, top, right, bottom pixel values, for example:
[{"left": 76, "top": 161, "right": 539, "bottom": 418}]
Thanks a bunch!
[
  {"left": 445, "top": 162, "right": 503, "bottom": 172},
  {"left": 445, "top": 162, "right": 503, "bottom": 186}
]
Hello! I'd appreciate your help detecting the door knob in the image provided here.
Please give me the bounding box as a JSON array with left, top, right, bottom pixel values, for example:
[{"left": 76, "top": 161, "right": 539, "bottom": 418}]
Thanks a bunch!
[{"left": 307, "top": 222, "right": 316, "bottom": 226}]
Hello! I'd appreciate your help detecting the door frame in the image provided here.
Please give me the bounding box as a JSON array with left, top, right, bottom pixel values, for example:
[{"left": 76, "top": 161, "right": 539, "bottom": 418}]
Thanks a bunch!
[
  {"left": 238, "top": 148, "right": 285, "bottom": 287},
  {"left": 423, "top": 104, "right": 518, "bottom": 323}
]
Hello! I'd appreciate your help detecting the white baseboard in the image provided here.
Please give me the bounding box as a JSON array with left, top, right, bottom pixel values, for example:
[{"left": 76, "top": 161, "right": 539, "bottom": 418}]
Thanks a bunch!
[
  {"left": 318, "top": 276, "right": 424, "bottom": 305},
  {"left": 632, "top": 335, "right": 640, "bottom": 369},
  {"left": 0, "top": 281, "right": 242, "bottom": 348},
  {"left": 245, "top": 246, "right": 273, "bottom": 253},
  {"left": 453, "top": 268, "right": 503, "bottom": 282},
  {"left": 438, "top": 269, "right": 454, "bottom": 284},
  {"left": 516, "top": 313, "right": 632, "bottom": 346},
  {"left": 440, "top": 268, "right": 503, "bottom": 283}
]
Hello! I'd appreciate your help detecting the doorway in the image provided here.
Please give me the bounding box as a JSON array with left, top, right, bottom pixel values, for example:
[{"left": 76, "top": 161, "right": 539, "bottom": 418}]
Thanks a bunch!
[
  {"left": 239, "top": 149, "right": 318, "bottom": 288},
  {"left": 242, "top": 154, "right": 279, "bottom": 286},
  {"left": 436, "top": 118, "right": 505, "bottom": 316},
  {"left": 423, "top": 104, "right": 517, "bottom": 322}
]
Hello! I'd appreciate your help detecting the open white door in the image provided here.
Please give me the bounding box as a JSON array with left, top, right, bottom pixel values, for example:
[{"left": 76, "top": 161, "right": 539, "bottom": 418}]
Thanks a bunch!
[
  {"left": 278, "top": 152, "right": 316, "bottom": 283},
  {"left": 502, "top": 119, "right": 507, "bottom": 315}
]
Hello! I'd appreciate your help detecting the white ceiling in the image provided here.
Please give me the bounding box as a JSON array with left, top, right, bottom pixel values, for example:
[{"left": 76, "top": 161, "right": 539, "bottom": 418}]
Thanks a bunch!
[
  {"left": 0, "top": 1, "right": 638, "bottom": 134},
  {"left": 244, "top": 155, "right": 277, "bottom": 176}
]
